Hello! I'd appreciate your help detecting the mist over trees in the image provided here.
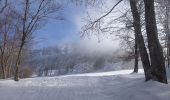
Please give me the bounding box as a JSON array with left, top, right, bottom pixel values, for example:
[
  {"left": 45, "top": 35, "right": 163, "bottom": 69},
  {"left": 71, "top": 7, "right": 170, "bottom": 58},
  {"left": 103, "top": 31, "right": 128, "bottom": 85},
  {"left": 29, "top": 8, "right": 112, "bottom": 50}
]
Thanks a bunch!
[{"left": 30, "top": 43, "right": 132, "bottom": 76}]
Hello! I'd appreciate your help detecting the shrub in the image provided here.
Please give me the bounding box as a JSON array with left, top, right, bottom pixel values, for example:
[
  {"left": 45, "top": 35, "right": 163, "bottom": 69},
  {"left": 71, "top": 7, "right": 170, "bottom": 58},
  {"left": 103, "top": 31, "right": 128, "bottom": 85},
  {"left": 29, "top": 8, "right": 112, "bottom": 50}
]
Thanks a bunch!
[{"left": 20, "top": 67, "right": 34, "bottom": 78}]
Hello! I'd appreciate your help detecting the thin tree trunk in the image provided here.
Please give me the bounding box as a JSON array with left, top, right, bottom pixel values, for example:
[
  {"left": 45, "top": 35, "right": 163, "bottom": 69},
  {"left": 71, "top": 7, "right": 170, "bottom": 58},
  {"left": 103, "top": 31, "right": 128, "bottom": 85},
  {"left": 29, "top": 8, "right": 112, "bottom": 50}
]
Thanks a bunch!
[
  {"left": 167, "top": 38, "right": 170, "bottom": 68},
  {"left": 14, "top": 42, "right": 24, "bottom": 81},
  {"left": 129, "top": 0, "right": 152, "bottom": 81},
  {"left": 134, "top": 32, "right": 139, "bottom": 73},
  {"left": 1, "top": 51, "right": 7, "bottom": 79},
  {"left": 144, "top": 0, "right": 167, "bottom": 84}
]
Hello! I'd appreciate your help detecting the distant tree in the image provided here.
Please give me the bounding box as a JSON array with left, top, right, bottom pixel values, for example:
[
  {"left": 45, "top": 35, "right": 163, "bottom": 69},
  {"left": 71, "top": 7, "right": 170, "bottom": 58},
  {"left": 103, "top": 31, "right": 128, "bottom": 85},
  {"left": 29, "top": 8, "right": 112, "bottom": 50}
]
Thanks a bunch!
[{"left": 93, "top": 57, "right": 105, "bottom": 70}]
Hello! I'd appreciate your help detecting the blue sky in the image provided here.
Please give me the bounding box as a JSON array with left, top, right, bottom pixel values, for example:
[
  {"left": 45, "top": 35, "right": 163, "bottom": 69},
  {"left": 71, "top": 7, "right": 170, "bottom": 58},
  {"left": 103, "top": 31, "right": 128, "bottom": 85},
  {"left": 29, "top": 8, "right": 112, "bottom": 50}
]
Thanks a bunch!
[
  {"left": 34, "top": 3, "right": 83, "bottom": 48},
  {"left": 33, "top": 1, "right": 121, "bottom": 51}
]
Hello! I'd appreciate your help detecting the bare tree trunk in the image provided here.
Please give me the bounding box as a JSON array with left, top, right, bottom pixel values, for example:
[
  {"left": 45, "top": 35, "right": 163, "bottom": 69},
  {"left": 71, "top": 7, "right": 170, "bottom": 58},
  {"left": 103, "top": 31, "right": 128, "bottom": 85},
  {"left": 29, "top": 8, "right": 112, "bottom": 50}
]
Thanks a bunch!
[
  {"left": 167, "top": 32, "right": 170, "bottom": 68},
  {"left": 144, "top": 0, "right": 167, "bottom": 84},
  {"left": 14, "top": 0, "right": 28, "bottom": 81},
  {"left": 14, "top": 42, "right": 24, "bottom": 81},
  {"left": 0, "top": 32, "right": 8, "bottom": 79},
  {"left": 134, "top": 32, "right": 139, "bottom": 73},
  {"left": 1, "top": 57, "right": 6, "bottom": 79},
  {"left": 129, "top": 0, "right": 152, "bottom": 81}
]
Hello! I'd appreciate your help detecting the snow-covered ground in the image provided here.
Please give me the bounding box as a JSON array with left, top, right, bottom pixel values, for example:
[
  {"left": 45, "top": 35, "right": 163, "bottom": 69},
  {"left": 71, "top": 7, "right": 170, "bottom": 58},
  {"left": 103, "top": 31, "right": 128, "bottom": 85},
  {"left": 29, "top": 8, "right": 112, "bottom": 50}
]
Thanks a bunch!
[{"left": 0, "top": 69, "right": 170, "bottom": 100}]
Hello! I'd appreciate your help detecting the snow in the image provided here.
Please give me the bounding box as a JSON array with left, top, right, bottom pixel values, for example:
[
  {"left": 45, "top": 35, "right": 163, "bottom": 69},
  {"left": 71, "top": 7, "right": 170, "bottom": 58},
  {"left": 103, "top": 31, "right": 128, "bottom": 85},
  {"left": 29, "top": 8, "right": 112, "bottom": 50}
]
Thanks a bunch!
[
  {"left": 65, "top": 69, "right": 144, "bottom": 77},
  {"left": 0, "top": 69, "right": 170, "bottom": 100}
]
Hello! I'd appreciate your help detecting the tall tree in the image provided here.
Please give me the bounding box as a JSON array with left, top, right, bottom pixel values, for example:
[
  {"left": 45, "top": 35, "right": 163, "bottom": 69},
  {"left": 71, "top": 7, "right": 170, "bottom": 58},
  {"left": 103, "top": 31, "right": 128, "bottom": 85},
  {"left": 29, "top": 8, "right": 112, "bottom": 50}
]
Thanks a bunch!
[
  {"left": 143, "top": 0, "right": 167, "bottom": 83},
  {"left": 129, "top": 0, "right": 151, "bottom": 80},
  {"left": 133, "top": 26, "right": 139, "bottom": 73},
  {"left": 14, "top": 0, "right": 62, "bottom": 81},
  {"left": 76, "top": 0, "right": 168, "bottom": 83},
  {"left": 0, "top": 0, "right": 18, "bottom": 79}
]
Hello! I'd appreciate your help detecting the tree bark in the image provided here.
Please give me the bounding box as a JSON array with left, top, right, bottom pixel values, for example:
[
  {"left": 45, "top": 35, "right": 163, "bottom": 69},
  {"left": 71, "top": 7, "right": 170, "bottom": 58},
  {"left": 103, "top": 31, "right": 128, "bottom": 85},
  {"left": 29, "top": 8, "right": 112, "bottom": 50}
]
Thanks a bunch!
[
  {"left": 143, "top": 0, "right": 167, "bottom": 84},
  {"left": 134, "top": 32, "right": 139, "bottom": 73},
  {"left": 14, "top": 41, "right": 24, "bottom": 81},
  {"left": 129, "top": 0, "right": 152, "bottom": 81}
]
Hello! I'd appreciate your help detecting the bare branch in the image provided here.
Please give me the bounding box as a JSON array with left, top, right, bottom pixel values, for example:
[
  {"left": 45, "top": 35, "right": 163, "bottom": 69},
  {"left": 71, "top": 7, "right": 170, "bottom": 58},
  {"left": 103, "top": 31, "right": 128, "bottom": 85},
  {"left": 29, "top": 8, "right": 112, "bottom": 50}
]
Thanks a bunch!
[
  {"left": 92, "top": 0, "right": 123, "bottom": 24},
  {"left": 0, "top": 0, "right": 8, "bottom": 13}
]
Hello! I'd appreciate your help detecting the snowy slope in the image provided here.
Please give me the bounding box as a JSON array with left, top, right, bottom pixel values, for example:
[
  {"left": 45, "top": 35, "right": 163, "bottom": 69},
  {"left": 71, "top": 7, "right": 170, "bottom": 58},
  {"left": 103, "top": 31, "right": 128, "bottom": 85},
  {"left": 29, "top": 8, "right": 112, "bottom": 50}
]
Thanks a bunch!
[{"left": 0, "top": 69, "right": 170, "bottom": 100}]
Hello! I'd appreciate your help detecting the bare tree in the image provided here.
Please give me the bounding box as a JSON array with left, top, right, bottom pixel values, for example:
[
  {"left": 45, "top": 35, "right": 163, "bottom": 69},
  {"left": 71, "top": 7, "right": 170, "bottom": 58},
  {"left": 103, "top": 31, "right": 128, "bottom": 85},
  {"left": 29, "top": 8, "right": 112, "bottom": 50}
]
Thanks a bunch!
[
  {"left": 129, "top": 0, "right": 152, "bottom": 80},
  {"left": 0, "top": 3, "right": 18, "bottom": 79},
  {"left": 79, "top": 0, "right": 168, "bottom": 83},
  {"left": 81, "top": 0, "right": 144, "bottom": 73},
  {"left": 13, "top": 0, "right": 62, "bottom": 81},
  {"left": 143, "top": 0, "right": 167, "bottom": 83}
]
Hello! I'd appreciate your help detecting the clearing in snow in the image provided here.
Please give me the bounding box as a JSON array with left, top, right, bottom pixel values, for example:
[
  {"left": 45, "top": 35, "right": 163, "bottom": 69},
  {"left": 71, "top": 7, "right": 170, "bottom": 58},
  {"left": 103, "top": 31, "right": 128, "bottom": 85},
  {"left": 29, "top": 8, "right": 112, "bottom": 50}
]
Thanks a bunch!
[{"left": 0, "top": 69, "right": 170, "bottom": 100}]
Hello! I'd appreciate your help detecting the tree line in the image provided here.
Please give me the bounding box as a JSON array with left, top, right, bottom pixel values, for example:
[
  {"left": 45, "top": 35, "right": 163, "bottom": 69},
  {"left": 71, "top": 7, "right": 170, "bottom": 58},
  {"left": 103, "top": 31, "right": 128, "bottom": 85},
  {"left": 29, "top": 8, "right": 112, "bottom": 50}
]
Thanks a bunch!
[
  {"left": 0, "top": 0, "right": 62, "bottom": 81},
  {"left": 31, "top": 44, "right": 126, "bottom": 76}
]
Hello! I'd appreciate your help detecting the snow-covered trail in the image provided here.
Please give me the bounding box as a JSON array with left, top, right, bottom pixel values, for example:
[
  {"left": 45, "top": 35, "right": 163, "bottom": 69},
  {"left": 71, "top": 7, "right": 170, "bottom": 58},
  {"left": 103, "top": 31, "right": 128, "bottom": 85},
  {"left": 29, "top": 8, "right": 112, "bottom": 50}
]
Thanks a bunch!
[
  {"left": 0, "top": 76, "right": 106, "bottom": 100},
  {"left": 0, "top": 69, "right": 170, "bottom": 100}
]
